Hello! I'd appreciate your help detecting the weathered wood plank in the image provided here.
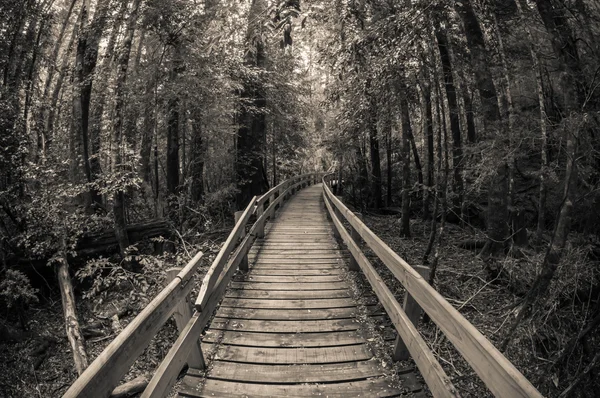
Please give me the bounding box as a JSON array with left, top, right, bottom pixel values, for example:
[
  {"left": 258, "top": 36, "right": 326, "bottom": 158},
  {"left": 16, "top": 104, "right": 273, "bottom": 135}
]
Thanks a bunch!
[
  {"left": 229, "top": 282, "right": 348, "bottom": 290},
  {"left": 202, "top": 330, "right": 365, "bottom": 347},
  {"left": 220, "top": 298, "right": 356, "bottom": 309},
  {"left": 248, "top": 268, "right": 344, "bottom": 276},
  {"left": 251, "top": 263, "right": 343, "bottom": 270},
  {"left": 324, "top": 182, "right": 542, "bottom": 398},
  {"left": 179, "top": 378, "right": 401, "bottom": 398},
  {"left": 208, "top": 317, "right": 362, "bottom": 333},
  {"left": 187, "top": 361, "right": 385, "bottom": 383},
  {"left": 234, "top": 275, "right": 344, "bottom": 283},
  {"left": 201, "top": 343, "right": 373, "bottom": 364},
  {"left": 216, "top": 305, "right": 384, "bottom": 320},
  {"left": 225, "top": 289, "right": 351, "bottom": 299},
  {"left": 251, "top": 258, "right": 344, "bottom": 264},
  {"left": 63, "top": 252, "right": 203, "bottom": 398},
  {"left": 215, "top": 307, "right": 358, "bottom": 320},
  {"left": 195, "top": 196, "right": 256, "bottom": 311}
]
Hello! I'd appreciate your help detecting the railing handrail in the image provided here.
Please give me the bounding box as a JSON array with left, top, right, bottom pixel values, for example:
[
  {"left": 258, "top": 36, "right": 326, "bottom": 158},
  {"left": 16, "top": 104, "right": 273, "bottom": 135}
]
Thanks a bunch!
[
  {"left": 62, "top": 251, "right": 204, "bottom": 398},
  {"left": 63, "top": 172, "right": 323, "bottom": 398},
  {"left": 321, "top": 175, "right": 542, "bottom": 398},
  {"left": 141, "top": 172, "right": 324, "bottom": 398}
]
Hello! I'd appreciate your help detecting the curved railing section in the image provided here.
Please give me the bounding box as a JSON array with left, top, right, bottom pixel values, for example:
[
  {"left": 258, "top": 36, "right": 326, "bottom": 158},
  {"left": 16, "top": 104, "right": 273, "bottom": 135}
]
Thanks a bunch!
[
  {"left": 321, "top": 174, "right": 542, "bottom": 398},
  {"left": 63, "top": 173, "right": 323, "bottom": 398}
]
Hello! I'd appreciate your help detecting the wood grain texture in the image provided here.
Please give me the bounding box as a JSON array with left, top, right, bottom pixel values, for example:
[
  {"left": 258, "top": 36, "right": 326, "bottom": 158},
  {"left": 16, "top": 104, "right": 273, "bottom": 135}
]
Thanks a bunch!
[
  {"left": 188, "top": 361, "right": 385, "bottom": 383},
  {"left": 195, "top": 196, "right": 256, "bottom": 311},
  {"left": 176, "top": 184, "right": 408, "bottom": 398},
  {"left": 63, "top": 251, "right": 203, "bottom": 398},
  {"left": 202, "top": 330, "right": 365, "bottom": 347},
  {"left": 180, "top": 378, "right": 402, "bottom": 398},
  {"left": 325, "top": 194, "right": 458, "bottom": 397},
  {"left": 324, "top": 180, "right": 542, "bottom": 398}
]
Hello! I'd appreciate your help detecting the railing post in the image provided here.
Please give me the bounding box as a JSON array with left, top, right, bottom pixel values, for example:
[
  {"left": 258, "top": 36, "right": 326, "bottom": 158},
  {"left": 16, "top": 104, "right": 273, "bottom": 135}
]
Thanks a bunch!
[
  {"left": 392, "top": 265, "right": 430, "bottom": 361},
  {"left": 256, "top": 204, "right": 265, "bottom": 238},
  {"left": 348, "top": 213, "right": 362, "bottom": 272},
  {"left": 166, "top": 268, "right": 205, "bottom": 369},
  {"left": 234, "top": 211, "right": 249, "bottom": 271}
]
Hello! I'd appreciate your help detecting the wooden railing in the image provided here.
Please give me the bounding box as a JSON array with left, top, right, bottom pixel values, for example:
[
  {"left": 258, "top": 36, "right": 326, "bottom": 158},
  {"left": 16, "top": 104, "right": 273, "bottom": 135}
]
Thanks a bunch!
[
  {"left": 322, "top": 175, "right": 542, "bottom": 398},
  {"left": 63, "top": 173, "right": 323, "bottom": 398}
]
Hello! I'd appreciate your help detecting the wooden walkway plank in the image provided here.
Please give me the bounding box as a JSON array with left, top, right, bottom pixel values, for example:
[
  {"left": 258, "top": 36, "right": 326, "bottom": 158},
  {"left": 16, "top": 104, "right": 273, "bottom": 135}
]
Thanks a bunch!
[
  {"left": 202, "top": 330, "right": 366, "bottom": 347},
  {"left": 177, "top": 185, "right": 409, "bottom": 398},
  {"left": 220, "top": 297, "right": 357, "bottom": 309},
  {"left": 180, "top": 378, "right": 402, "bottom": 398},
  {"left": 187, "top": 361, "right": 385, "bottom": 383},
  {"left": 208, "top": 317, "right": 363, "bottom": 333},
  {"left": 225, "top": 289, "right": 351, "bottom": 299}
]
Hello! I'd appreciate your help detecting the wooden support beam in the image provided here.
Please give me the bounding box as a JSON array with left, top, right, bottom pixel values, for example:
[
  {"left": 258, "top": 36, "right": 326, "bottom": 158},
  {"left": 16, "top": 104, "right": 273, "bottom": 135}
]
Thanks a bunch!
[
  {"left": 234, "top": 211, "right": 249, "bottom": 272},
  {"left": 393, "top": 265, "right": 429, "bottom": 361},
  {"left": 256, "top": 205, "right": 265, "bottom": 238},
  {"left": 348, "top": 213, "right": 362, "bottom": 272},
  {"left": 196, "top": 198, "right": 256, "bottom": 311},
  {"left": 323, "top": 195, "right": 458, "bottom": 398},
  {"left": 143, "top": 223, "right": 258, "bottom": 398},
  {"left": 166, "top": 268, "right": 205, "bottom": 369},
  {"left": 323, "top": 183, "right": 542, "bottom": 398},
  {"left": 63, "top": 252, "right": 203, "bottom": 398}
]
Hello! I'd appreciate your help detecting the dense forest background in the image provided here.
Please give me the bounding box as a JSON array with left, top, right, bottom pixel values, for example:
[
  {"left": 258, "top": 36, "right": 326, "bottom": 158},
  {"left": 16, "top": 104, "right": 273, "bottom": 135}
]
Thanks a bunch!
[{"left": 0, "top": 0, "right": 599, "bottom": 396}]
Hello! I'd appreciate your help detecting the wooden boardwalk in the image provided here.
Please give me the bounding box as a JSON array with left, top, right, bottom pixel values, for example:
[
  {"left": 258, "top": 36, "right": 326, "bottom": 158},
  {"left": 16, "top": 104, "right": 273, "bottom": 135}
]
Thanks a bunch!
[
  {"left": 178, "top": 185, "right": 409, "bottom": 397},
  {"left": 64, "top": 175, "right": 542, "bottom": 398}
]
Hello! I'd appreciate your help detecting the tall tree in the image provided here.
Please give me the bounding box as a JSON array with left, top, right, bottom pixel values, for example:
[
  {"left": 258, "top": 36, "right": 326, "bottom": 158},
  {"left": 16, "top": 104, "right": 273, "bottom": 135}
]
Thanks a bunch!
[
  {"left": 71, "top": 0, "right": 111, "bottom": 207},
  {"left": 236, "top": 0, "right": 270, "bottom": 209},
  {"left": 111, "top": 0, "right": 143, "bottom": 260}
]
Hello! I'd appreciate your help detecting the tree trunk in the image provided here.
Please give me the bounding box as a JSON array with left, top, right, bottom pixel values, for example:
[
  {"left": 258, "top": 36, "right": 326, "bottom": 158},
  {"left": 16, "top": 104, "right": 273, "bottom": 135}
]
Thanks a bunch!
[
  {"left": 356, "top": 139, "right": 369, "bottom": 207},
  {"left": 435, "top": 27, "right": 464, "bottom": 208},
  {"left": 40, "top": 0, "right": 78, "bottom": 104},
  {"left": 400, "top": 96, "right": 412, "bottom": 238},
  {"left": 111, "top": 0, "right": 143, "bottom": 259},
  {"left": 72, "top": 0, "right": 111, "bottom": 207},
  {"left": 516, "top": 0, "right": 549, "bottom": 243},
  {"left": 386, "top": 122, "right": 393, "bottom": 207},
  {"left": 56, "top": 239, "right": 88, "bottom": 375},
  {"left": 463, "top": 89, "right": 477, "bottom": 143},
  {"left": 454, "top": 0, "right": 501, "bottom": 122},
  {"left": 89, "top": 0, "right": 128, "bottom": 180},
  {"left": 420, "top": 72, "right": 435, "bottom": 220},
  {"left": 236, "top": 0, "right": 269, "bottom": 209},
  {"left": 190, "top": 112, "right": 205, "bottom": 202},
  {"left": 424, "top": 70, "right": 446, "bottom": 263},
  {"left": 453, "top": 1, "right": 511, "bottom": 255},
  {"left": 25, "top": 18, "right": 46, "bottom": 163},
  {"left": 46, "top": 13, "right": 79, "bottom": 152},
  {"left": 534, "top": 0, "right": 586, "bottom": 110},
  {"left": 369, "top": 99, "right": 382, "bottom": 209},
  {"left": 502, "top": 126, "right": 579, "bottom": 350},
  {"left": 139, "top": 76, "right": 156, "bottom": 185},
  {"left": 166, "top": 51, "right": 182, "bottom": 196}
]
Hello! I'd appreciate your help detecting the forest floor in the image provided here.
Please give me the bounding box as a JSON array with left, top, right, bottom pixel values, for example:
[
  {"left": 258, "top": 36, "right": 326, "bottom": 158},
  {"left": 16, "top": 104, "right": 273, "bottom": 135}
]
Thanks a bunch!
[
  {"left": 0, "top": 228, "right": 230, "bottom": 398},
  {"left": 362, "top": 213, "right": 598, "bottom": 398},
  {"left": 1, "top": 213, "right": 596, "bottom": 397}
]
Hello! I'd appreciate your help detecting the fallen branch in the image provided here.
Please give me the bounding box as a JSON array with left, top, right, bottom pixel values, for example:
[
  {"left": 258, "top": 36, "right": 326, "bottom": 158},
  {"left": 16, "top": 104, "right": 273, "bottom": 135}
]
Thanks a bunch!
[
  {"left": 56, "top": 235, "right": 88, "bottom": 375},
  {"left": 110, "top": 375, "right": 149, "bottom": 398}
]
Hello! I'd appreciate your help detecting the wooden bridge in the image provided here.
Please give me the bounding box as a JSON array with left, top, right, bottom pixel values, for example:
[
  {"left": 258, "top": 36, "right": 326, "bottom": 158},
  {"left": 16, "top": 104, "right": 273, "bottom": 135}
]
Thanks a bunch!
[{"left": 64, "top": 174, "right": 543, "bottom": 398}]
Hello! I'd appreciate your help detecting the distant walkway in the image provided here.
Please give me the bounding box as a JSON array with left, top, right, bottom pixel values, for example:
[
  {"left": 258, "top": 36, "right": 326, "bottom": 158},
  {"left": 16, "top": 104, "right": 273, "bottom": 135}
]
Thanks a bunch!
[{"left": 178, "top": 185, "right": 416, "bottom": 397}]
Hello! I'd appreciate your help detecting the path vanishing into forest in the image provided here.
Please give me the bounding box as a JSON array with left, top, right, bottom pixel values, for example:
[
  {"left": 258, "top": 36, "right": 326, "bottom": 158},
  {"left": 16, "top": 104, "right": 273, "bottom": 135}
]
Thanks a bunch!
[
  {"left": 64, "top": 175, "right": 542, "bottom": 398},
  {"left": 177, "top": 184, "right": 417, "bottom": 397}
]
